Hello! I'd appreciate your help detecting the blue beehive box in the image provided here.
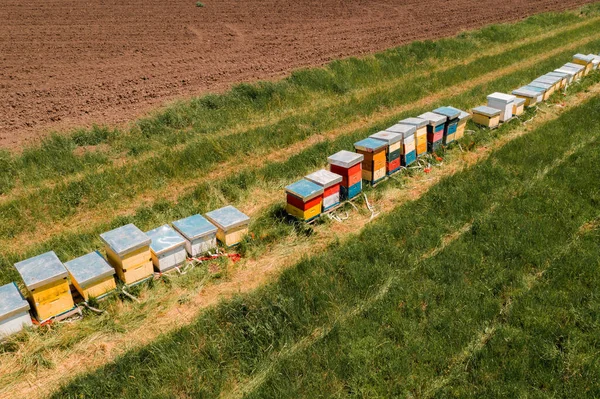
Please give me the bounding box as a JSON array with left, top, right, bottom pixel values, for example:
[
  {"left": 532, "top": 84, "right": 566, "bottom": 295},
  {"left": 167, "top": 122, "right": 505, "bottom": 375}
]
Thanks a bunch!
[
  {"left": 433, "top": 106, "right": 460, "bottom": 145},
  {"left": 341, "top": 181, "right": 362, "bottom": 201}
]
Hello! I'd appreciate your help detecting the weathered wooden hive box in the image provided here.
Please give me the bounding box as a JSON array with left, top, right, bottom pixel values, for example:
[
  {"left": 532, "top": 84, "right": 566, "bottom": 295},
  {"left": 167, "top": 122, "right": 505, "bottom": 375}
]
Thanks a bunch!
[
  {"left": 535, "top": 75, "right": 562, "bottom": 92},
  {"left": 433, "top": 106, "right": 460, "bottom": 145},
  {"left": 572, "top": 54, "right": 594, "bottom": 75},
  {"left": 369, "top": 131, "right": 402, "bottom": 175},
  {"left": 172, "top": 214, "right": 218, "bottom": 256},
  {"left": 553, "top": 68, "right": 576, "bottom": 85},
  {"left": 354, "top": 137, "right": 387, "bottom": 185},
  {"left": 64, "top": 252, "right": 116, "bottom": 301},
  {"left": 100, "top": 224, "right": 153, "bottom": 285},
  {"left": 205, "top": 206, "right": 250, "bottom": 247},
  {"left": 521, "top": 85, "right": 547, "bottom": 103},
  {"left": 512, "top": 97, "right": 526, "bottom": 117},
  {"left": 472, "top": 106, "right": 501, "bottom": 128},
  {"left": 563, "top": 63, "right": 585, "bottom": 80},
  {"left": 531, "top": 77, "right": 557, "bottom": 97},
  {"left": 14, "top": 251, "right": 74, "bottom": 321},
  {"left": 386, "top": 124, "right": 416, "bottom": 166},
  {"left": 512, "top": 87, "right": 539, "bottom": 107},
  {"left": 146, "top": 225, "right": 188, "bottom": 272},
  {"left": 456, "top": 110, "right": 471, "bottom": 140},
  {"left": 327, "top": 150, "right": 364, "bottom": 200},
  {"left": 305, "top": 169, "right": 343, "bottom": 211},
  {"left": 285, "top": 179, "right": 324, "bottom": 222},
  {"left": 526, "top": 82, "right": 553, "bottom": 101},
  {"left": 418, "top": 112, "right": 447, "bottom": 152},
  {"left": 546, "top": 71, "right": 569, "bottom": 88},
  {"left": 487, "top": 93, "right": 515, "bottom": 122},
  {"left": 588, "top": 54, "right": 600, "bottom": 70},
  {"left": 398, "top": 117, "right": 428, "bottom": 157},
  {"left": 0, "top": 283, "right": 32, "bottom": 337}
]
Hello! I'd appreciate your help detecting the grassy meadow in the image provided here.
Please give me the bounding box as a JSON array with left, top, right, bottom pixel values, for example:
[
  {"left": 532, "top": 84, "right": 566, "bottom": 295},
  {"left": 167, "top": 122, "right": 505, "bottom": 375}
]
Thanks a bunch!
[{"left": 0, "top": 4, "right": 599, "bottom": 398}]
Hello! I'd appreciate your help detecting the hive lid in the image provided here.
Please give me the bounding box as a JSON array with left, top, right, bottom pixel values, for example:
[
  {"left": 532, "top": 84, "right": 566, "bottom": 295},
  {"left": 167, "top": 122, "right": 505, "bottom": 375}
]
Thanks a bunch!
[
  {"left": 172, "top": 214, "right": 218, "bottom": 241},
  {"left": 487, "top": 92, "right": 516, "bottom": 103},
  {"left": 146, "top": 225, "right": 187, "bottom": 255},
  {"left": 14, "top": 251, "right": 68, "bottom": 291},
  {"left": 370, "top": 130, "right": 402, "bottom": 145},
  {"left": 205, "top": 205, "right": 250, "bottom": 231},
  {"left": 472, "top": 106, "right": 501, "bottom": 117},
  {"left": 100, "top": 224, "right": 151, "bottom": 257},
  {"left": 398, "top": 117, "right": 428, "bottom": 128},
  {"left": 554, "top": 68, "right": 576, "bottom": 77},
  {"left": 327, "top": 150, "right": 364, "bottom": 168},
  {"left": 433, "top": 106, "right": 461, "bottom": 120},
  {"left": 513, "top": 97, "right": 526, "bottom": 106},
  {"left": 305, "top": 169, "right": 343, "bottom": 188},
  {"left": 418, "top": 112, "right": 447, "bottom": 126},
  {"left": 573, "top": 53, "right": 594, "bottom": 63},
  {"left": 285, "top": 179, "right": 324, "bottom": 201},
  {"left": 564, "top": 62, "right": 585, "bottom": 72},
  {"left": 521, "top": 85, "right": 547, "bottom": 94},
  {"left": 535, "top": 76, "right": 561, "bottom": 85},
  {"left": 353, "top": 137, "right": 387, "bottom": 153},
  {"left": 386, "top": 123, "right": 416, "bottom": 137},
  {"left": 512, "top": 87, "right": 540, "bottom": 98},
  {"left": 527, "top": 81, "right": 552, "bottom": 90},
  {"left": 458, "top": 110, "right": 471, "bottom": 121},
  {"left": 64, "top": 251, "right": 115, "bottom": 289},
  {"left": 0, "top": 282, "right": 30, "bottom": 321},
  {"left": 547, "top": 71, "right": 569, "bottom": 80}
]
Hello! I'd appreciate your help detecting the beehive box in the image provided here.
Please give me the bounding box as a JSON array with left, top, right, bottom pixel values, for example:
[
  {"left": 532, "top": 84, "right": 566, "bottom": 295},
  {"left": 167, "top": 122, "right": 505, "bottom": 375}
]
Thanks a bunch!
[
  {"left": 531, "top": 78, "right": 557, "bottom": 97},
  {"left": 285, "top": 179, "right": 324, "bottom": 221},
  {"left": 521, "top": 85, "right": 547, "bottom": 103},
  {"left": 354, "top": 137, "right": 387, "bottom": 184},
  {"left": 14, "top": 251, "right": 74, "bottom": 321},
  {"left": 512, "top": 87, "right": 540, "bottom": 107},
  {"left": 544, "top": 73, "right": 567, "bottom": 89},
  {"left": 572, "top": 54, "right": 594, "bottom": 75},
  {"left": 512, "top": 97, "right": 526, "bottom": 117},
  {"left": 563, "top": 63, "right": 585, "bottom": 80},
  {"left": 535, "top": 75, "right": 562, "bottom": 91},
  {"left": 64, "top": 252, "right": 116, "bottom": 301},
  {"left": 146, "top": 225, "right": 188, "bottom": 272},
  {"left": 547, "top": 71, "right": 570, "bottom": 88},
  {"left": 472, "top": 106, "right": 501, "bottom": 128},
  {"left": 398, "top": 117, "right": 428, "bottom": 157},
  {"left": 487, "top": 93, "right": 515, "bottom": 122},
  {"left": 0, "top": 283, "right": 32, "bottom": 337},
  {"left": 328, "top": 150, "right": 364, "bottom": 200},
  {"left": 172, "top": 214, "right": 218, "bottom": 256},
  {"left": 456, "top": 111, "right": 471, "bottom": 140},
  {"left": 433, "top": 106, "right": 461, "bottom": 145},
  {"left": 305, "top": 169, "right": 343, "bottom": 211},
  {"left": 526, "top": 82, "right": 553, "bottom": 101},
  {"left": 100, "top": 224, "right": 153, "bottom": 285},
  {"left": 588, "top": 54, "right": 600, "bottom": 70},
  {"left": 370, "top": 131, "right": 402, "bottom": 175},
  {"left": 418, "top": 112, "right": 447, "bottom": 152},
  {"left": 386, "top": 123, "right": 416, "bottom": 167},
  {"left": 553, "top": 68, "right": 576, "bottom": 85},
  {"left": 205, "top": 206, "right": 250, "bottom": 247}
]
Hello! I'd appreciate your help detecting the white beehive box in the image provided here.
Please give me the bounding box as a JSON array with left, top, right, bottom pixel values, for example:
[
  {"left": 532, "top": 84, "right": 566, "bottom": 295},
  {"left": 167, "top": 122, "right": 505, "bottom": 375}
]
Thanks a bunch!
[
  {"left": 588, "top": 54, "right": 600, "bottom": 70},
  {"left": 0, "top": 283, "right": 32, "bottom": 337},
  {"left": 553, "top": 68, "right": 576, "bottom": 84},
  {"left": 172, "top": 214, "right": 218, "bottom": 256},
  {"left": 146, "top": 225, "right": 188, "bottom": 272},
  {"left": 487, "top": 92, "right": 515, "bottom": 122}
]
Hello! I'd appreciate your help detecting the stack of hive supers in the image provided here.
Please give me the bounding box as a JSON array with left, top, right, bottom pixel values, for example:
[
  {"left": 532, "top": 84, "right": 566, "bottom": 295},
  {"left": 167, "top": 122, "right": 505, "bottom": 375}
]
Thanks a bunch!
[
  {"left": 285, "top": 179, "right": 324, "bottom": 222},
  {"left": 14, "top": 251, "right": 74, "bottom": 321},
  {"left": 433, "top": 106, "right": 460, "bottom": 145},
  {"left": 353, "top": 137, "right": 388, "bottom": 185},
  {"left": 205, "top": 206, "right": 250, "bottom": 247},
  {"left": 487, "top": 93, "right": 516, "bottom": 122},
  {"left": 418, "top": 112, "right": 447, "bottom": 152},
  {"left": 398, "top": 117, "right": 428, "bottom": 157},
  {"left": 64, "top": 252, "right": 116, "bottom": 301},
  {"left": 305, "top": 169, "right": 343, "bottom": 211},
  {"left": 512, "top": 87, "right": 541, "bottom": 107},
  {"left": 328, "top": 150, "right": 364, "bottom": 200},
  {"left": 0, "top": 282, "right": 32, "bottom": 337},
  {"left": 369, "top": 130, "right": 403, "bottom": 175},
  {"left": 100, "top": 224, "right": 153, "bottom": 286},
  {"left": 471, "top": 106, "right": 501, "bottom": 128},
  {"left": 172, "top": 214, "right": 218, "bottom": 256},
  {"left": 512, "top": 97, "right": 526, "bottom": 117},
  {"left": 572, "top": 53, "right": 594, "bottom": 75},
  {"left": 456, "top": 110, "right": 471, "bottom": 140},
  {"left": 146, "top": 225, "right": 187, "bottom": 273},
  {"left": 386, "top": 124, "right": 416, "bottom": 166}
]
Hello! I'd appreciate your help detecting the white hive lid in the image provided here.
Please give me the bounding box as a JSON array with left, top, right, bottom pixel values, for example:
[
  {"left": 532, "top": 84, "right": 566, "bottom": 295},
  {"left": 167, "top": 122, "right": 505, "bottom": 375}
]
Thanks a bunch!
[
  {"left": 327, "top": 150, "right": 364, "bottom": 168},
  {"left": 386, "top": 123, "right": 416, "bottom": 137},
  {"left": 418, "top": 112, "right": 447, "bottom": 126},
  {"left": 513, "top": 97, "right": 526, "bottom": 106},
  {"left": 370, "top": 130, "right": 403, "bottom": 145},
  {"left": 14, "top": 251, "right": 68, "bottom": 291},
  {"left": 0, "top": 282, "right": 30, "bottom": 322},
  {"left": 487, "top": 92, "right": 516, "bottom": 104},
  {"left": 172, "top": 214, "right": 218, "bottom": 241},
  {"left": 146, "top": 225, "right": 187, "bottom": 256},
  {"left": 398, "top": 117, "right": 428, "bottom": 128},
  {"left": 305, "top": 169, "right": 343, "bottom": 188},
  {"left": 100, "top": 224, "right": 151, "bottom": 257},
  {"left": 205, "top": 206, "right": 250, "bottom": 231},
  {"left": 573, "top": 53, "right": 594, "bottom": 63},
  {"left": 472, "top": 106, "right": 501, "bottom": 117},
  {"left": 512, "top": 87, "right": 540, "bottom": 98}
]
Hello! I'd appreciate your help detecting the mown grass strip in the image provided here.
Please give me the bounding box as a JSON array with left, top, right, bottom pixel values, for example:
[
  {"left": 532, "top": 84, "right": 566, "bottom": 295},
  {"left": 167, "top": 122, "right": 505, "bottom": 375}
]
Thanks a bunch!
[
  {"left": 48, "top": 93, "right": 600, "bottom": 398},
  {"left": 1, "top": 15, "right": 600, "bottom": 241},
  {"left": 0, "top": 7, "right": 595, "bottom": 194}
]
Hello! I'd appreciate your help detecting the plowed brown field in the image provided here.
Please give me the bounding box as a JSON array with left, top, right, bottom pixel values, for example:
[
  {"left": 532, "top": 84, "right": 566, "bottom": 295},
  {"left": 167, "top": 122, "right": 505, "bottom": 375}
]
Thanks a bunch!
[{"left": 0, "top": 0, "right": 595, "bottom": 149}]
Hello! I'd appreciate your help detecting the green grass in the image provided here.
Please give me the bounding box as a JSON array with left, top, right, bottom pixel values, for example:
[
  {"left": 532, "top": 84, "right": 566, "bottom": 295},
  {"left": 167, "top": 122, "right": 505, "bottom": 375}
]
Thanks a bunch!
[{"left": 48, "top": 88, "right": 600, "bottom": 398}]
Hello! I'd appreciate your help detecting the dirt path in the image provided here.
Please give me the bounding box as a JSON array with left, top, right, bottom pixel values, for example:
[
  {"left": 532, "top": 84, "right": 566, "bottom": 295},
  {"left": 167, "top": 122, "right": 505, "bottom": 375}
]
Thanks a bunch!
[{"left": 0, "top": 0, "right": 595, "bottom": 150}]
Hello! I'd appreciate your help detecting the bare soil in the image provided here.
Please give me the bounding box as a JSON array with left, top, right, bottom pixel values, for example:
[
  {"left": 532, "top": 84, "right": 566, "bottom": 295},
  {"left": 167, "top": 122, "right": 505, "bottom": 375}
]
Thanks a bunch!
[{"left": 0, "top": 0, "right": 595, "bottom": 150}]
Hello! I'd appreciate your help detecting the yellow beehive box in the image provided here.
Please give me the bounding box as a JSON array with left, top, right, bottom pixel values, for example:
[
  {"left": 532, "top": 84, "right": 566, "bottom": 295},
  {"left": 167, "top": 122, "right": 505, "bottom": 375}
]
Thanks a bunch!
[
  {"left": 14, "top": 251, "right": 75, "bottom": 321},
  {"left": 456, "top": 111, "right": 471, "bottom": 140},
  {"left": 572, "top": 54, "right": 594, "bottom": 75},
  {"left": 100, "top": 224, "right": 153, "bottom": 285},
  {"left": 64, "top": 252, "right": 117, "bottom": 301},
  {"left": 398, "top": 117, "right": 428, "bottom": 156},
  {"left": 512, "top": 98, "right": 526, "bottom": 117},
  {"left": 286, "top": 202, "right": 322, "bottom": 221},
  {"left": 472, "top": 106, "right": 500, "bottom": 128},
  {"left": 206, "top": 206, "right": 251, "bottom": 247}
]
